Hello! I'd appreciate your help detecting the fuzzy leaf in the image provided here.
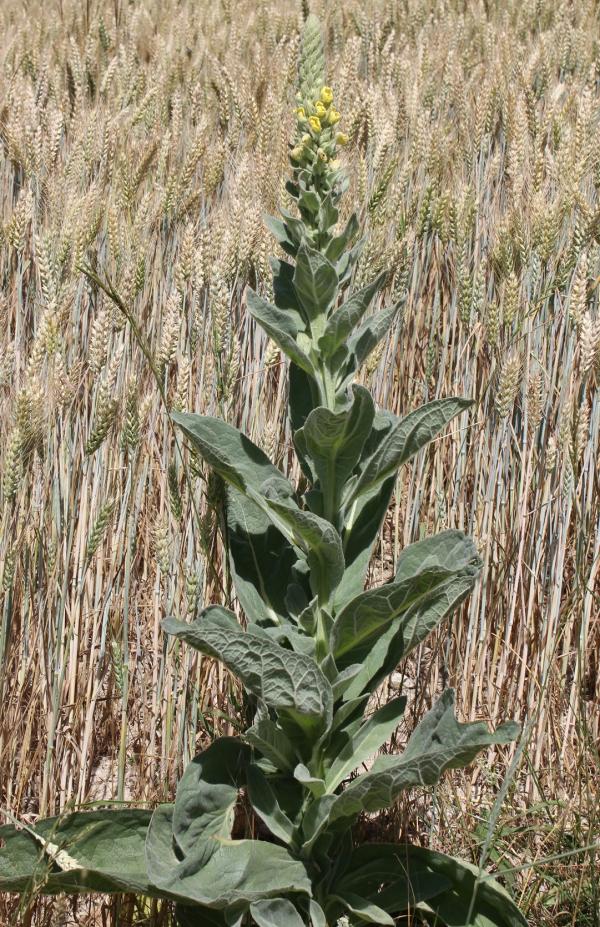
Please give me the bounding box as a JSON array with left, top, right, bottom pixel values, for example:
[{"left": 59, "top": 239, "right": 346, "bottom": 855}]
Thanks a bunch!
[
  {"left": 146, "top": 805, "right": 311, "bottom": 907},
  {"left": 331, "top": 564, "right": 480, "bottom": 667},
  {"left": 247, "top": 289, "right": 315, "bottom": 376},
  {"left": 351, "top": 398, "right": 473, "bottom": 501},
  {"left": 295, "top": 387, "right": 374, "bottom": 515},
  {"left": 325, "top": 697, "right": 407, "bottom": 792},
  {"left": 171, "top": 412, "right": 291, "bottom": 498},
  {"left": 163, "top": 610, "right": 333, "bottom": 733},
  {"left": 226, "top": 487, "right": 300, "bottom": 628},
  {"left": 332, "top": 891, "right": 395, "bottom": 925},
  {"left": 244, "top": 719, "right": 298, "bottom": 773},
  {"left": 320, "top": 691, "right": 519, "bottom": 832},
  {"left": 250, "top": 898, "right": 306, "bottom": 927},
  {"left": 293, "top": 243, "right": 338, "bottom": 322},
  {"left": 258, "top": 495, "right": 344, "bottom": 603},
  {"left": 342, "top": 301, "right": 402, "bottom": 378},
  {"left": 172, "top": 739, "right": 250, "bottom": 859},
  {"left": 318, "top": 272, "right": 387, "bottom": 357},
  {"left": 0, "top": 809, "right": 153, "bottom": 895},
  {"left": 247, "top": 765, "right": 296, "bottom": 845}
]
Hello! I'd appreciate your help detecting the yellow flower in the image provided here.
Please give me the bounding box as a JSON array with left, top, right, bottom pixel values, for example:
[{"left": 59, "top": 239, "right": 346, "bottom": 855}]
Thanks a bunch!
[
  {"left": 314, "top": 101, "right": 327, "bottom": 118},
  {"left": 328, "top": 109, "right": 341, "bottom": 125},
  {"left": 336, "top": 132, "right": 349, "bottom": 145},
  {"left": 296, "top": 106, "right": 306, "bottom": 120},
  {"left": 308, "top": 115, "right": 322, "bottom": 133},
  {"left": 320, "top": 86, "right": 334, "bottom": 105}
]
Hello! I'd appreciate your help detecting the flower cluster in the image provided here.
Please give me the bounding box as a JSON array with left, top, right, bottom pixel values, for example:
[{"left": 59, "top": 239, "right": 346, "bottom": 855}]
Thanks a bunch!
[{"left": 290, "top": 85, "right": 349, "bottom": 172}]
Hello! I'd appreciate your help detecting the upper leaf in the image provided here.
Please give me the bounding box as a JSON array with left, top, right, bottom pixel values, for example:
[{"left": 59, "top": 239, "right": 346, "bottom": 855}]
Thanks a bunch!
[
  {"left": 350, "top": 398, "right": 473, "bottom": 501},
  {"left": 318, "top": 272, "right": 387, "bottom": 358},
  {"left": 171, "top": 412, "right": 291, "bottom": 498},
  {"left": 293, "top": 243, "right": 339, "bottom": 322},
  {"left": 295, "top": 386, "right": 374, "bottom": 519},
  {"left": 163, "top": 608, "right": 333, "bottom": 734},
  {"left": 246, "top": 289, "right": 315, "bottom": 377}
]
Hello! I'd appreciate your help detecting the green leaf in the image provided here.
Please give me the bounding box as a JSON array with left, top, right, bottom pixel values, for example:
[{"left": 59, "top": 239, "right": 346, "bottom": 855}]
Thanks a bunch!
[
  {"left": 171, "top": 412, "right": 291, "bottom": 498},
  {"left": 172, "top": 739, "right": 250, "bottom": 858},
  {"left": 247, "top": 289, "right": 315, "bottom": 376},
  {"left": 318, "top": 272, "right": 387, "bottom": 357},
  {"left": 250, "top": 898, "right": 306, "bottom": 927},
  {"left": 293, "top": 243, "right": 338, "bottom": 322},
  {"left": 271, "top": 257, "right": 303, "bottom": 313},
  {"left": 244, "top": 719, "right": 298, "bottom": 773},
  {"left": 163, "top": 610, "right": 333, "bottom": 734},
  {"left": 321, "top": 690, "right": 518, "bottom": 832},
  {"left": 351, "top": 398, "right": 474, "bottom": 501},
  {"left": 295, "top": 387, "right": 374, "bottom": 520},
  {"left": 394, "top": 530, "right": 481, "bottom": 583},
  {"left": 289, "top": 362, "right": 321, "bottom": 479},
  {"left": 332, "top": 891, "right": 395, "bottom": 925},
  {"left": 412, "top": 848, "right": 527, "bottom": 927},
  {"left": 325, "top": 212, "right": 359, "bottom": 262},
  {"left": 343, "top": 302, "right": 402, "bottom": 378},
  {"left": 331, "top": 564, "right": 479, "bottom": 666},
  {"left": 294, "top": 763, "right": 326, "bottom": 797},
  {"left": 325, "top": 697, "right": 407, "bottom": 792},
  {"left": 309, "top": 899, "right": 327, "bottom": 927},
  {"left": 263, "top": 214, "right": 302, "bottom": 258},
  {"left": 226, "top": 487, "right": 301, "bottom": 628},
  {"left": 247, "top": 765, "right": 296, "bottom": 845},
  {"left": 146, "top": 805, "right": 311, "bottom": 907},
  {"left": 258, "top": 495, "right": 344, "bottom": 604},
  {"left": 0, "top": 809, "right": 153, "bottom": 895},
  {"left": 335, "top": 843, "right": 453, "bottom": 909}
]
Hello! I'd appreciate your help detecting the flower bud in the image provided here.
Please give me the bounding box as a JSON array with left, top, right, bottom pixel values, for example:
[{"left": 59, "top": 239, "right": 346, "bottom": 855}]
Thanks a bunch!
[
  {"left": 320, "top": 86, "right": 334, "bottom": 105},
  {"left": 328, "top": 109, "right": 341, "bottom": 125},
  {"left": 317, "top": 148, "right": 327, "bottom": 162},
  {"left": 336, "top": 132, "right": 349, "bottom": 145},
  {"left": 315, "top": 101, "right": 327, "bottom": 118},
  {"left": 308, "top": 116, "right": 322, "bottom": 133}
]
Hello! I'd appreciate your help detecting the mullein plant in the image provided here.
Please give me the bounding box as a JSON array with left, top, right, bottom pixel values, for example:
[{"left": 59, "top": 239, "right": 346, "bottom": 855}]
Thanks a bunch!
[{"left": 0, "top": 16, "right": 526, "bottom": 927}]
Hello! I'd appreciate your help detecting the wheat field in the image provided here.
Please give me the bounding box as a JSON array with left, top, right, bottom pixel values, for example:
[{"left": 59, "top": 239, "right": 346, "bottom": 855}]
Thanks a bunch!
[{"left": 0, "top": 0, "right": 599, "bottom": 923}]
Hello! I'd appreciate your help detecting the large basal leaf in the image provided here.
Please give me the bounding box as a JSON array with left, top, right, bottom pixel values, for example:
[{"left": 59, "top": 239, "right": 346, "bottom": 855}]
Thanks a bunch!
[
  {"left": 412, "top": 848, "right": 527, "bottom": 927},
  {"left": 172, "top": 739, "right": 250, "bottom": 859},
  {"left": 246, "top": 289, "right": 316, "bottom": 377},
  {"left": 250, "top": 897, "right": 306, "bottom": 927},
  {"left": 295, "top": 386, "right": 374, "bottom": 521},
  {"left": 171, "top": 412, "right": 291, "bottom": 498},
  {"left": 226, "top": 486, "right": 300, "bottom": 628},
  {"left": 324, "top": 696, "right": 407, "bottom": 792},
  {"left": 331, "top": 564, "right": 479, "bottom": 667},
  {"left": 0, "top": 809, "right": 153, "bottom": 895},
  {"left": 308, "top": 691, "right": 518, "bottom": 837},
  {"left": 293, "top": 243, "right": 338, "bottom": 322},
  {"left": 317, "top": 271, "right": 387, "bottom": 358},
  {"left": 146, "top": 805, "right": 311, "bottom": 908},
  {"left": 163, "top": 609, "right": 333, "bottom": 733},
  {"left": 351, "top": 398, "right": 474, "bottom": 501}
]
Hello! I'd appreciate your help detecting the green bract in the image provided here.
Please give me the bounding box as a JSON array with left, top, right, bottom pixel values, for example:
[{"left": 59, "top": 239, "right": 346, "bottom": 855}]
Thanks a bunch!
[{"left": 0, "top": 16, "right": 525, "bottom": 927}]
